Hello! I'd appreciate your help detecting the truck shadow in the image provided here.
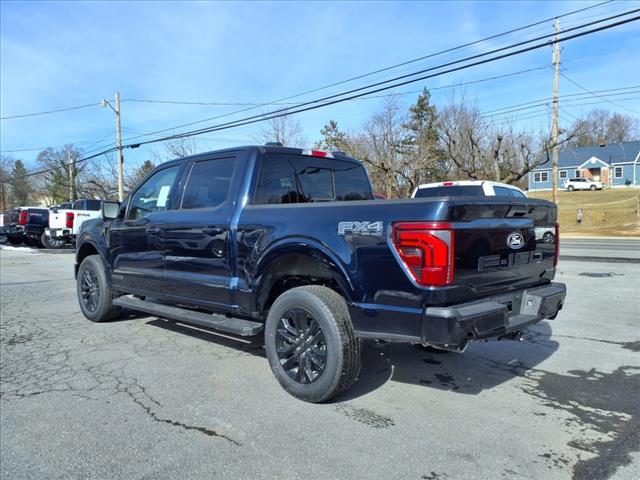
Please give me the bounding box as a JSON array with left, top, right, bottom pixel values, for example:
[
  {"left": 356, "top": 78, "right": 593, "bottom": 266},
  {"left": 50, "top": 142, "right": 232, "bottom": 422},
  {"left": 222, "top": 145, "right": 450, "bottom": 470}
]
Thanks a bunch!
[
  {"left": 339, "top": 321, "right": 559, "bottom": 401},
  {"left": 145, "top": 317, "right": 558, "bottom": 401},
  {"left": 146, "top": 319, "right": 266, "bottom": 356}
]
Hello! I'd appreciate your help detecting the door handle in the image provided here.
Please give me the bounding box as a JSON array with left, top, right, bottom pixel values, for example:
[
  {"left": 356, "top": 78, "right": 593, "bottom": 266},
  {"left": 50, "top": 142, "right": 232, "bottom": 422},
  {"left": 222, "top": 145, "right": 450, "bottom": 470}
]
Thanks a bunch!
[{"left": 146, "top": 227, "right": 161, "bottom": 236}]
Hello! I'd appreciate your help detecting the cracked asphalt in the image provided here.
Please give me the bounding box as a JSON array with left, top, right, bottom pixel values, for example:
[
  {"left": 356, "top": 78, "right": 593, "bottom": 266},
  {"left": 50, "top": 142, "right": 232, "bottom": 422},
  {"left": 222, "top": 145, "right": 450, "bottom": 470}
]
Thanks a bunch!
[{"left": 1, "top": 248, "right": 639, "bottom": 480}]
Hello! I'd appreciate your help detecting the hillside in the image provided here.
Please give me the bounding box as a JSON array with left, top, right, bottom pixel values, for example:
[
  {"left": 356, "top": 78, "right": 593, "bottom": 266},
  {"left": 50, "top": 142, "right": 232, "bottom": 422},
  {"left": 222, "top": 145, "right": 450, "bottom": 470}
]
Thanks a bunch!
[{"left": 528, "top": 188, "right": 640, "bottom": 237}]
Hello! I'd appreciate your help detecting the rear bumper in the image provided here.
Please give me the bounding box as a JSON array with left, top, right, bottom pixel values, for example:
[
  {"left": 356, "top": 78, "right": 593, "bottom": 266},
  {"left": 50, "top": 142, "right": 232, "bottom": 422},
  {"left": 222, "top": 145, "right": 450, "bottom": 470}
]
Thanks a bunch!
[
  {"left": 46, "top": 228, "right": 72, "bottom": 239},
  {"left": 350, "top": 282, "right": 566, "bottom": 347}
]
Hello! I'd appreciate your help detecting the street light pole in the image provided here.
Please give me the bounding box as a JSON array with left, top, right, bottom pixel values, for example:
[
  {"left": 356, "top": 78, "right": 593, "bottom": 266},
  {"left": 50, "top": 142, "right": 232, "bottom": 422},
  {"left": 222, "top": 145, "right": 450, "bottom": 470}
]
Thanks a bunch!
[
  {"left": 114, "top": 92, "right": 124, "bottom": 202},
  {"left": 102, "top": 92, "right": 124, "bottom": 202}
]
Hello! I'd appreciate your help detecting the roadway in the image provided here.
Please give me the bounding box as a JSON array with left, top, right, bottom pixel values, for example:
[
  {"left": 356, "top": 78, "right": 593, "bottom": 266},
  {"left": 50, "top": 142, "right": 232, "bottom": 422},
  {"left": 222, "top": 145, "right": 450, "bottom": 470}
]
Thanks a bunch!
[{"left": 561, "top": 237, "right": 640, "bottom": 261}]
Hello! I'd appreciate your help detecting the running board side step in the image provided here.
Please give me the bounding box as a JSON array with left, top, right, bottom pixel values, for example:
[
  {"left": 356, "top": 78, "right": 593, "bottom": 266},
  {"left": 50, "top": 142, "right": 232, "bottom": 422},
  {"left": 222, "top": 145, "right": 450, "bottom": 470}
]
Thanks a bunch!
[{"left": 113, "top": 296, "right": 263, "bottom": 336}]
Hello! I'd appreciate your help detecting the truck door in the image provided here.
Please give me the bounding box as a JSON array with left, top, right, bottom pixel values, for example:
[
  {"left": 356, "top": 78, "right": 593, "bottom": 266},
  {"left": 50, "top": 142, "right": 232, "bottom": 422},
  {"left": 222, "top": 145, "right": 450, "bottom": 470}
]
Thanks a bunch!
[
  {"left": 162, "top": 154, "right": 238, "bottom": 309},
  {"left": 108, "top": 164, "right": 182, "bottom": 294}
]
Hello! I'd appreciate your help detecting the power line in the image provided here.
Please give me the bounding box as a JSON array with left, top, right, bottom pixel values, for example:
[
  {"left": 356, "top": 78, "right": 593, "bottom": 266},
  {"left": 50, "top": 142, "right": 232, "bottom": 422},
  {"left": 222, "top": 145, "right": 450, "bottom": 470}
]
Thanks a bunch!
[
  {"left": 2, "top": 3, "right": 609, "bottom": 124},
  {"left": 559, "top": 72, "right": 640, "bottom": 114},
  {"left": 0, "top": 133, "right": 116, "bottom": 154},
  {"left": 483, "top": 95, "right": 640, "bottom": 120},
  {"left": 482, "top": 87, "right": 640, "bottom": 116},
  {"left": 118, "top": 3, "right": 629, "bottom": 145},
  {"left": 0, "top": 102, "right": 101, "bottom": 121},
  {"left": 5, "top": 9, "right": 637, "bottom": 183},
  {"left": 127, "top": 11, "right": 640, "bottom": 148}
]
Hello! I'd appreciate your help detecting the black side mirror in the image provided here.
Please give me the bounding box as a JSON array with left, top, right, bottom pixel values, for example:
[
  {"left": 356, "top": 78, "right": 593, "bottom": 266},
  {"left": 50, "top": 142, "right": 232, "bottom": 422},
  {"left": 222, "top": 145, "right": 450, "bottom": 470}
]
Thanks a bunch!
[{"left": 102, "top": 201, "right": 121, "bottom": 220}]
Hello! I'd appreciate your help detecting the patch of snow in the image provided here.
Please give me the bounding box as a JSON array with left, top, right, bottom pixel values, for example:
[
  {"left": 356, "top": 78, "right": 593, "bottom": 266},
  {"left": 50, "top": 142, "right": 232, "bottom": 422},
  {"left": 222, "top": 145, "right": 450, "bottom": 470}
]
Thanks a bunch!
[{"left": 0, "top": 245, "right": 40, "bottom": 253}]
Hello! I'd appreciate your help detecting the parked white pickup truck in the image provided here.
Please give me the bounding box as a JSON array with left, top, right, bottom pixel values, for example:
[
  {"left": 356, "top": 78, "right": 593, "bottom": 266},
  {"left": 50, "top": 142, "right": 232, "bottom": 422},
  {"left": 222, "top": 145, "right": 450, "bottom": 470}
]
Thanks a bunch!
[{"left": 46, "top": 199, "right": 103, "bottom": 246}]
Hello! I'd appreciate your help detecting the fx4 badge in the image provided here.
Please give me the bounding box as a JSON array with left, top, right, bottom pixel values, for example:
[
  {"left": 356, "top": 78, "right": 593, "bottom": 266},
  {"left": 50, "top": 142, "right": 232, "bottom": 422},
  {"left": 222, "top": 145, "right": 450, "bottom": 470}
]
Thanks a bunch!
[
  {"left": 338, "top": 221, "right": 383, "bottom": 237},
  {"left": 506, "top": 232, "right": 525, "bottom": 250}
]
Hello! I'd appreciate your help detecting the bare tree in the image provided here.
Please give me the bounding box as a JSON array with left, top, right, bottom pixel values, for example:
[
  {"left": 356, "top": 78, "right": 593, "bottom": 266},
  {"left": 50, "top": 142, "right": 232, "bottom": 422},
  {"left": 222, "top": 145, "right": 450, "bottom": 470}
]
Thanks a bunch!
[
  {"left": 163, "top": 137, "right": 198, "bottom": 159},
  {"left": 439, "top": 93, "right": 582, "bottom": 185},
  {"left": 255, "top": 113, "right": 306, "bottom": 147},
  {"left": 566, "top": 109, "right": 640, "bottom": 147}
]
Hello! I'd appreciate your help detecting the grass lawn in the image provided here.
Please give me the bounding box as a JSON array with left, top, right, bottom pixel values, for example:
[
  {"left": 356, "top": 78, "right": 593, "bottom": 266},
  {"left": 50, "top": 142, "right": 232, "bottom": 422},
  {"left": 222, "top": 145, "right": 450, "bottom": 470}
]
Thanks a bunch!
[{"left": 528, "top": 188, "right": 640, "bottom": 237}]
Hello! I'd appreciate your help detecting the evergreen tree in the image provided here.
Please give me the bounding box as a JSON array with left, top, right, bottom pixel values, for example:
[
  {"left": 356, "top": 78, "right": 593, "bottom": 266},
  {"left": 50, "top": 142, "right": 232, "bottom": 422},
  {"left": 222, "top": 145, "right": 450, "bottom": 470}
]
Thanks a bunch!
[
  {"left": 403, "top": 88, "right": 448, "bottom": 183},
  {"left": 8, "top": 160, "right": 32, "bottom": 206}
]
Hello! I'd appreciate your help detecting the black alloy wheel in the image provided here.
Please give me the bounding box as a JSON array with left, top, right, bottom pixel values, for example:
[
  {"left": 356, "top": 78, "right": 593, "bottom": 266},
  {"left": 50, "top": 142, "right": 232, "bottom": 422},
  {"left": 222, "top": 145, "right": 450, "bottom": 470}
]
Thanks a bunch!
[
  {"left": 276, "top": 308, "right": 327, "bottom": 384},
  {"left": 80, "top": 267, "right": 100, "bottom": 313}
]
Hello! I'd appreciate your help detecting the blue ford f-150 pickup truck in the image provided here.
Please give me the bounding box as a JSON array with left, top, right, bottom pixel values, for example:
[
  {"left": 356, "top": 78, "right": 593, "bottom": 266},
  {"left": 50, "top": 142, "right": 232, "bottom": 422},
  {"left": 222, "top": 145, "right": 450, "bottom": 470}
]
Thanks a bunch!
[{"left": 75, "top": 145, "right": 566, "bottom": 402}]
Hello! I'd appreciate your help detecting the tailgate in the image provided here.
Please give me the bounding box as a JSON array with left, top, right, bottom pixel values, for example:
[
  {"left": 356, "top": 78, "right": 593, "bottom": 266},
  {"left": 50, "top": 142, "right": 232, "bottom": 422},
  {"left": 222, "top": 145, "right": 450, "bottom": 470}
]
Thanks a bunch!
[{"left": 449, "top": 198, "right": 557, "bottom": 295}]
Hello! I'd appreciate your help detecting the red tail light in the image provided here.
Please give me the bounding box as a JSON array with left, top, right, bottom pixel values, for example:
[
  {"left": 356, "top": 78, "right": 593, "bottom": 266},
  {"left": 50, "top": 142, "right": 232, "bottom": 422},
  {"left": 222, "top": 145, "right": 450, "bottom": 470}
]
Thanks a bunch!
[
  {"left": 66, "top": 212, "right": 75, "bottom": 229},
  {"left": 18, "top": 211, "right": 27, "bottom": 225},
  {"left": 553, "top": 223, "right": 560, "bottom": 267},
  {"left": 392, "top": 222, "right": 454, "bottom": 286}
]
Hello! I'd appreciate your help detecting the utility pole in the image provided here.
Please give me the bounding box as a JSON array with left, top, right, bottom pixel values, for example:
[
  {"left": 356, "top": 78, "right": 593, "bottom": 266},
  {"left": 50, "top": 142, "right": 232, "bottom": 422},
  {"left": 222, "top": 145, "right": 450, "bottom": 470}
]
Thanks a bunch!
[
  {"left": 551, "top": 19, "right": 561, "bottom": 205},
  {"left": 115, "top": 92, "right": 124, "bottom": 202},
  {"left": 67, "top": 147, "right": 74, "bottom": 202}
]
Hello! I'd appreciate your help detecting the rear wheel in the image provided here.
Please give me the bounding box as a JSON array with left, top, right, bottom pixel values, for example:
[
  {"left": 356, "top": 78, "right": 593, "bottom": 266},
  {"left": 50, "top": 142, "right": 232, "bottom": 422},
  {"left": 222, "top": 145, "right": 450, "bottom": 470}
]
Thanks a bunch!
[
  {"left": 568, "top": 185, "right": 575, "bottom": 191},
  {"left": 0, "top": 233, "right": 7, "bottom": 244},
  {"left": 41, "top": 232, "right": 66, "bottom": 249},
  {"left": 77, "top": 255, "right": 120, "bottom": 322},
  {"left": 265, "top": 285, "right": 361, "bottom": 403}
]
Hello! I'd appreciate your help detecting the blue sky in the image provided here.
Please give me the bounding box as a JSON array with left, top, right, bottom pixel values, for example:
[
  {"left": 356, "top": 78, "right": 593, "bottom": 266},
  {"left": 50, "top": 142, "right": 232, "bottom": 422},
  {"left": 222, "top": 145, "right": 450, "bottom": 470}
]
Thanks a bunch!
[{"left": 1, "top": 0, "right": 638, "bottom": 171}]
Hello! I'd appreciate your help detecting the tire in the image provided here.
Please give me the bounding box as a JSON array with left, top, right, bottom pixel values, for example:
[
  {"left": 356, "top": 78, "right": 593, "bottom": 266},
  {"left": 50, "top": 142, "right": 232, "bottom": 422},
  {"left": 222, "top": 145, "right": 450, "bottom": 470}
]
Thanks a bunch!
[
  {"left": 77, "top": 255, "right": 121, "bottom": 322},
  {"left": 8, "top": 237, "right": 22, "bottom": 245},
  {"left": 264, "top": 285, "right": 361, "bottom": 403},
  {"left": 41, "top": 232, "right": 66, "bottom": 249},
  {"left": 590, "top": 185, "right": 596, "bottom": 191},
  {"left": 0, "top": 233, "right": 7, "bottom": 244},
  {"left": 567, "top": 185, "right": 575, "bottom": 191},
  {"left": 543, "top": 231, "right": 555, "bottom": 244}
]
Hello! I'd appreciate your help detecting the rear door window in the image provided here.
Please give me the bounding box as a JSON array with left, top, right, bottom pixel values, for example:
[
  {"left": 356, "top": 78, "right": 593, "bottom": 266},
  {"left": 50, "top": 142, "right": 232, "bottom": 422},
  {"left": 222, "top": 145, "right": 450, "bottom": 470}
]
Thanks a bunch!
[
  {"left": 181, "top": 157, "right": 236, "bottom": 209},
  {"left": 254, "top": 154, "right": 373, "bottom": 204}
]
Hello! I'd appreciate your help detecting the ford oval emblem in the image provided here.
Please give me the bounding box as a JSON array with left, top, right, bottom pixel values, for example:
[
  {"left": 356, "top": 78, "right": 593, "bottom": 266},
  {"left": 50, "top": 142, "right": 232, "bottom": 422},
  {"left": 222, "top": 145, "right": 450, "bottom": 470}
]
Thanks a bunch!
[{"left": 507, "top": 232, "right": 525, "bottom": 250}]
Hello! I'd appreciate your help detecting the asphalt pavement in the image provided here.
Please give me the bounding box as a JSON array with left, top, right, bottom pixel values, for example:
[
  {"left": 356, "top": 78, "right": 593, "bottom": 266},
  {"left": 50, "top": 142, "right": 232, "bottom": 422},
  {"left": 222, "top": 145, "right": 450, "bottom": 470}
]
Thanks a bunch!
[{"left": 1, "top": 249, "right": 639, "bottom": 480}]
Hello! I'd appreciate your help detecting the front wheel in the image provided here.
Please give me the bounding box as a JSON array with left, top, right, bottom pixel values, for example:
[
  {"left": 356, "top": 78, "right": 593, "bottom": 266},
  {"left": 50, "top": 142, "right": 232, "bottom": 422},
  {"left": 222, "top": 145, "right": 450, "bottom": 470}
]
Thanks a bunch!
[
  {"left": 590, "top": 185, "right": 597, "bottom": 191},
  {"left": 264, "top": 285, "right": 361, "bottom": 403},
  {"left": 77, "top": 255, "right": 120, "bottom": 322}
]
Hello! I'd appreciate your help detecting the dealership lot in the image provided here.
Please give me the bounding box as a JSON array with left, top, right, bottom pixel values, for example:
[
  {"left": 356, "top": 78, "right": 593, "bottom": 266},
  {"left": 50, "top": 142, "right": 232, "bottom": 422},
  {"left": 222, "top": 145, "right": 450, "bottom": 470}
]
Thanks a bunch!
[{"left": 1, "top": 249, "right": 638, "bottom": 480}]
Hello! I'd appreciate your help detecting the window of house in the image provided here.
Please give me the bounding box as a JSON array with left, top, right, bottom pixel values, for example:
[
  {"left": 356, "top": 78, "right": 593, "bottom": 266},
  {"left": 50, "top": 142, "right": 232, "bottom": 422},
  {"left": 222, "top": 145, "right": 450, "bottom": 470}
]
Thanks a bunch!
[
  {"left": 614, "top": 166, "right": 623, "bottom": 179},
  {"left": 559, "top": 170, "right": 567, "bottom": 179},
  {"left": 574, "top": 169, "right": 580, "bottom": 178},
  {"left": 534, "top": 172, "right": 549, "bottom": 183},
  {"left": 181, "top": 157, "right": 236, "bottom": 209},
  {"left": 127, "top": 165, "right": 180, "bottom": 220}
]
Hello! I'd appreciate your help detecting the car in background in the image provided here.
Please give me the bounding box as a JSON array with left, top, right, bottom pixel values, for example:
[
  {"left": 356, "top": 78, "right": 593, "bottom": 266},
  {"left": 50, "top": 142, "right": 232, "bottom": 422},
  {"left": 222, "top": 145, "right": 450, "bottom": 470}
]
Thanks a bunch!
[
  {"left": 18, "top": 207, "right": 53, "bottom": 247},
  {"left": 411, "top": 180, "right": 556, "bottom": 243},
  {"left": 412, "top": 180, "right": 527, "bottom": 198},
  {"left": 0, "top": 209, "right": 23, "bottom": 245},
  {"left": 47, "top": 199, "right": 103, "bottom": 247},
  {"left": 565, "top": 178, "right": 604, "bottom": 191}
]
